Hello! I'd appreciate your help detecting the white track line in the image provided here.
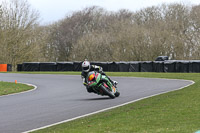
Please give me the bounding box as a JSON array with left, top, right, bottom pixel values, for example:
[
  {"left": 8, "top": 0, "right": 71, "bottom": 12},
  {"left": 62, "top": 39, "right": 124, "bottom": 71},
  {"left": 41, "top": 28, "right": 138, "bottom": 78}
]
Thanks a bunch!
[
  {"left": 22, "top": 79, "right": 194, "bottom": 133},
  {"left": 0, "top": 82, "right": 37, "bottom": 98}
]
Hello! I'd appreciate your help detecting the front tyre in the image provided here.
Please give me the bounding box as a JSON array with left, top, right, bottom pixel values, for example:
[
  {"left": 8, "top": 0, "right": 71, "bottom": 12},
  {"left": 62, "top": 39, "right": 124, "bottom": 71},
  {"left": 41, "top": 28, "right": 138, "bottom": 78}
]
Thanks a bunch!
[
  {"left": 100, "top": 85, "right": 115, "bottom": 99},
  {"left": 115, "top": 91, "right": 120, "bottom": 97}
]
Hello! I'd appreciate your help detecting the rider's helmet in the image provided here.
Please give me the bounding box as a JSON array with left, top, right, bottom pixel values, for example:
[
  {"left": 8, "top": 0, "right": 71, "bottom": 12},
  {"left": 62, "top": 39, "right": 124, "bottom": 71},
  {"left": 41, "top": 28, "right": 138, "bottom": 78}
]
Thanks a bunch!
[{"left": 82, "top": 60, "right": 91, "bottom": 72}]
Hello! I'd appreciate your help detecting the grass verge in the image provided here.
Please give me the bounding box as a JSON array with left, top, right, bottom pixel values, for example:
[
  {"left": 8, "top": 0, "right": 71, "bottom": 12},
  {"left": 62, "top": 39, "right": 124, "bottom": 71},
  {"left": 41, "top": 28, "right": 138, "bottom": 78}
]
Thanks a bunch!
[
  {"left": 13, "top": 72, "right": 200, "bottom": 133},
  {"left": 0, "top": 81, "right": 34, "bottom": 96}
]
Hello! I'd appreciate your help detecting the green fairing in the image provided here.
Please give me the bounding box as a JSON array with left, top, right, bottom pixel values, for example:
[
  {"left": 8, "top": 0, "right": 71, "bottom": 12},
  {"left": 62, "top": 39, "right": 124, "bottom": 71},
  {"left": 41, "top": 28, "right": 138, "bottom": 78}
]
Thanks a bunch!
[
  {"left": 86, "top": 71, "right": 120, "bottom": 99},
  {"left": 101, "top": 75, "right": 113, "bottom": 88},
  {"left": 87, "top": 72, "right": 112, "bottom": 91}
]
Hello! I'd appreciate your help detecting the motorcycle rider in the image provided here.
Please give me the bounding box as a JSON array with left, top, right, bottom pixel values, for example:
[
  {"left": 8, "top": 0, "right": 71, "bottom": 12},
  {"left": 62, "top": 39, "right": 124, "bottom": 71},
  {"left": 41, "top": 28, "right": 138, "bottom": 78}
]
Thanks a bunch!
[{"left": 81, "top": 60, "right": 118, "bottom": 93}]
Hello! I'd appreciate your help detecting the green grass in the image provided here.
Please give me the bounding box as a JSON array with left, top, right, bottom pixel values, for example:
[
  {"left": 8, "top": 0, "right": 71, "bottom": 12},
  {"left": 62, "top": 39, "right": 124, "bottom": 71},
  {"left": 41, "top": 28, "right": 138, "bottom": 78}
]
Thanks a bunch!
[
  {"left": 0, "top": 81, "right": 34, "bottom": 96},
  {"left": 24, "top": 72, "right": 200, "bottom": 133}
]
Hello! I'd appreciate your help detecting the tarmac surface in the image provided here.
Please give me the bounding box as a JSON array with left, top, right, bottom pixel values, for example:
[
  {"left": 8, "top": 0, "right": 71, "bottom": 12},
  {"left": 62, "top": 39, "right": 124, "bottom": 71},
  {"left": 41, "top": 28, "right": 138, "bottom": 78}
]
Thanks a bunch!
[{"left": 0, "top": 73, "right": 193, "bottom": 133}]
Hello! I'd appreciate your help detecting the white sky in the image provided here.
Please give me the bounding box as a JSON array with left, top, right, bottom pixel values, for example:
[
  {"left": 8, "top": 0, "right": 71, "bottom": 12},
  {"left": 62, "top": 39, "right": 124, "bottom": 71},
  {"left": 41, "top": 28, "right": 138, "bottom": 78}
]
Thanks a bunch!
[{"left": 1, "top": 0, "right": 200, "bottom": 24}]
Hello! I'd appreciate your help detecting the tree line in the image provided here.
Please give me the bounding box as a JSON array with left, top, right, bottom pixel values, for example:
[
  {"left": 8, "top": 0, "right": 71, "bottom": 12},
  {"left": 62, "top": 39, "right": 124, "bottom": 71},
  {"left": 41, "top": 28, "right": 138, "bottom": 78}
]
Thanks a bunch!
[{"left": 1, "top": 0, "right": 200, "bottom": 70}]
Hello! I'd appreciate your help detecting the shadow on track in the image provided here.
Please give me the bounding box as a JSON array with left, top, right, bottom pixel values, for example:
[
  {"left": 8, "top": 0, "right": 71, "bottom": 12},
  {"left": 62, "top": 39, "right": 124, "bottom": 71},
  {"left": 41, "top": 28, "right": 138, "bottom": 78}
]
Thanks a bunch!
[{"left": 76, "top": 97, "right": 111, "bottom": 101}]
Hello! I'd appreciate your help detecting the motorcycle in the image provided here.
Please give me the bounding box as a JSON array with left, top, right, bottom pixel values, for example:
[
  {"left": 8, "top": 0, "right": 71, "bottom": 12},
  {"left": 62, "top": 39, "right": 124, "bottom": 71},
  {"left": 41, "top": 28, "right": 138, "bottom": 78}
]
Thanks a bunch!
[{"left": 86, "top": 71, "right": 120, "bottom": 99}]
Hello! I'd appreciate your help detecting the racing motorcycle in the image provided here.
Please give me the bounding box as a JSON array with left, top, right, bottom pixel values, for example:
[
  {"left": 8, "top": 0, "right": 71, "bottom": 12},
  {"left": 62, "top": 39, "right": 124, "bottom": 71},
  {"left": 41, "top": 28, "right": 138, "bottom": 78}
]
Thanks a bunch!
[{"left": 86, "top": 71, "right": 120, "bottom": 99}]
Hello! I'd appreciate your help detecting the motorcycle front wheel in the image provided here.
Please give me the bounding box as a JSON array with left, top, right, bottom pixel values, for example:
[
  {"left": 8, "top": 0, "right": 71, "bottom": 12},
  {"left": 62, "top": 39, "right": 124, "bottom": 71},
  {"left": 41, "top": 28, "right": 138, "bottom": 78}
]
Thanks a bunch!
[
  {"left": 115, "top": 91, "right": 120, "bottom": 97},
  {"left": 100, "top": 85, "right": 115, "bottom": 99}
]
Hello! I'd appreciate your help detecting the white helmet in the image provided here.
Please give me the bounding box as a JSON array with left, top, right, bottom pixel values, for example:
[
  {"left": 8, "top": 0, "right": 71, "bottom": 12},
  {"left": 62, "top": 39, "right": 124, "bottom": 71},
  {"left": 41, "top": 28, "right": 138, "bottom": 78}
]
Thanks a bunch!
[{"left": 82, "top": 61, "right": 91, "bottom": 72}]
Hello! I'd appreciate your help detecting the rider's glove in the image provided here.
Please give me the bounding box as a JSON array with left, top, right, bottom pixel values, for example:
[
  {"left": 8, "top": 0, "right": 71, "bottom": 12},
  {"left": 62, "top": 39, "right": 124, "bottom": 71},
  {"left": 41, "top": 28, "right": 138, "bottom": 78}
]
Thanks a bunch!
[{"left": 83, "top": 82, "right": 88, "bottom": 86}]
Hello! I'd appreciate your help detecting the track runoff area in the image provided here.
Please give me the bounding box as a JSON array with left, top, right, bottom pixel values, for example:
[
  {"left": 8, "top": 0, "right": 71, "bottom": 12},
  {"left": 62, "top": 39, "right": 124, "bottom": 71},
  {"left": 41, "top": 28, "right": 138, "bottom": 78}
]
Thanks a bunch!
[{"left": 0, "top": 73, "right": 193, "bottom": 133}]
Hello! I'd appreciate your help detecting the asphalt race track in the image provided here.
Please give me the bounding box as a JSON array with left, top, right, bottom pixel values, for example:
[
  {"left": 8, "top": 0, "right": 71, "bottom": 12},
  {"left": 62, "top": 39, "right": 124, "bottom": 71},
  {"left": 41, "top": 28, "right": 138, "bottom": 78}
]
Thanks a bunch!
[{"left": 0, "top": 73, "right": 193, "bottom": 133}]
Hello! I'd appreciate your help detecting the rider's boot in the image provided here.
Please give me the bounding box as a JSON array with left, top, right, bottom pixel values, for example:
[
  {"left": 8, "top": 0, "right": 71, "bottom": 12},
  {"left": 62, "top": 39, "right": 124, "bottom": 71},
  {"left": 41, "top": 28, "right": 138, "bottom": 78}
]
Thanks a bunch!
[
  {"left": 108, "top": 79, "right": 118, "bottom": 87},
  {"left": 112, "top": 80, "right": 118, "bottom": 87},
  {"left": 113, "top": 80, "right": 118, "bottom": 86}
]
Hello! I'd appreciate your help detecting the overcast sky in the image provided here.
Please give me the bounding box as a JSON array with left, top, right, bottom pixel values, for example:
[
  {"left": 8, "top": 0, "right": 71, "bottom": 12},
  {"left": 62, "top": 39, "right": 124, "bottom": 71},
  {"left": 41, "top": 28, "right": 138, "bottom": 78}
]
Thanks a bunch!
[{"left": 2, "top": 0, "right": 200, "bottom": 24}]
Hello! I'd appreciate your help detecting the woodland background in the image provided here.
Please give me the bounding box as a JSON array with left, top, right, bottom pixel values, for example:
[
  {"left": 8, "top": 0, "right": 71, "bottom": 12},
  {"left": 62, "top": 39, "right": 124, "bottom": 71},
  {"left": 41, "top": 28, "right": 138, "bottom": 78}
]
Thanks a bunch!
[{"left": 1, "top": 0, "right": 200, "bottom": 69}]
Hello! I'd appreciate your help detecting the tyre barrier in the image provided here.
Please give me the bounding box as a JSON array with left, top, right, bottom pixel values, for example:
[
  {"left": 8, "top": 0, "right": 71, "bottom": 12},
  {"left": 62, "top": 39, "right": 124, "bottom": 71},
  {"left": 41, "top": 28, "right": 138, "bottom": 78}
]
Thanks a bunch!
[
  {"left": 16, "top": 60, "right": 200, "bottom": 73},
  {"left": 0, "top": 64, "right": 12, "bottom": 72}
]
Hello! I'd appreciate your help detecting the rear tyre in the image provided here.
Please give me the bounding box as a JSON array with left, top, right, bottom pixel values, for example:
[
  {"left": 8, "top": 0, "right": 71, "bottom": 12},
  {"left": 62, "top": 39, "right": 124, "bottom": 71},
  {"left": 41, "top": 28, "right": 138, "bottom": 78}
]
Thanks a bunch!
[{"left": 100, "top": 85, "right": 115, "bottom": 99}]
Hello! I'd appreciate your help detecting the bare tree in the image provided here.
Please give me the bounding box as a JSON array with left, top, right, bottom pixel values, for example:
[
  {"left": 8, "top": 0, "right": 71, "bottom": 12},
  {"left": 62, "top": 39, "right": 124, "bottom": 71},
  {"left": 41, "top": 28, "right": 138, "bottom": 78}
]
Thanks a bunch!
[
  {"left": 0, "top": 0, "right": 43, "bottom": 69},
  {"left": 26, "top": 3, "right": 200, "bottom": 62}
]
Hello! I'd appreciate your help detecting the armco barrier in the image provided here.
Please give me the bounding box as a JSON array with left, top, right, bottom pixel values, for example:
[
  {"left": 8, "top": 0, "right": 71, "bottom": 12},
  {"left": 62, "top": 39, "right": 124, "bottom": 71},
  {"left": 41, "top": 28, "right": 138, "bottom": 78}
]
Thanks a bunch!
[{"left": 17, "top": 60, "right": 200, "bottom": 73}]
